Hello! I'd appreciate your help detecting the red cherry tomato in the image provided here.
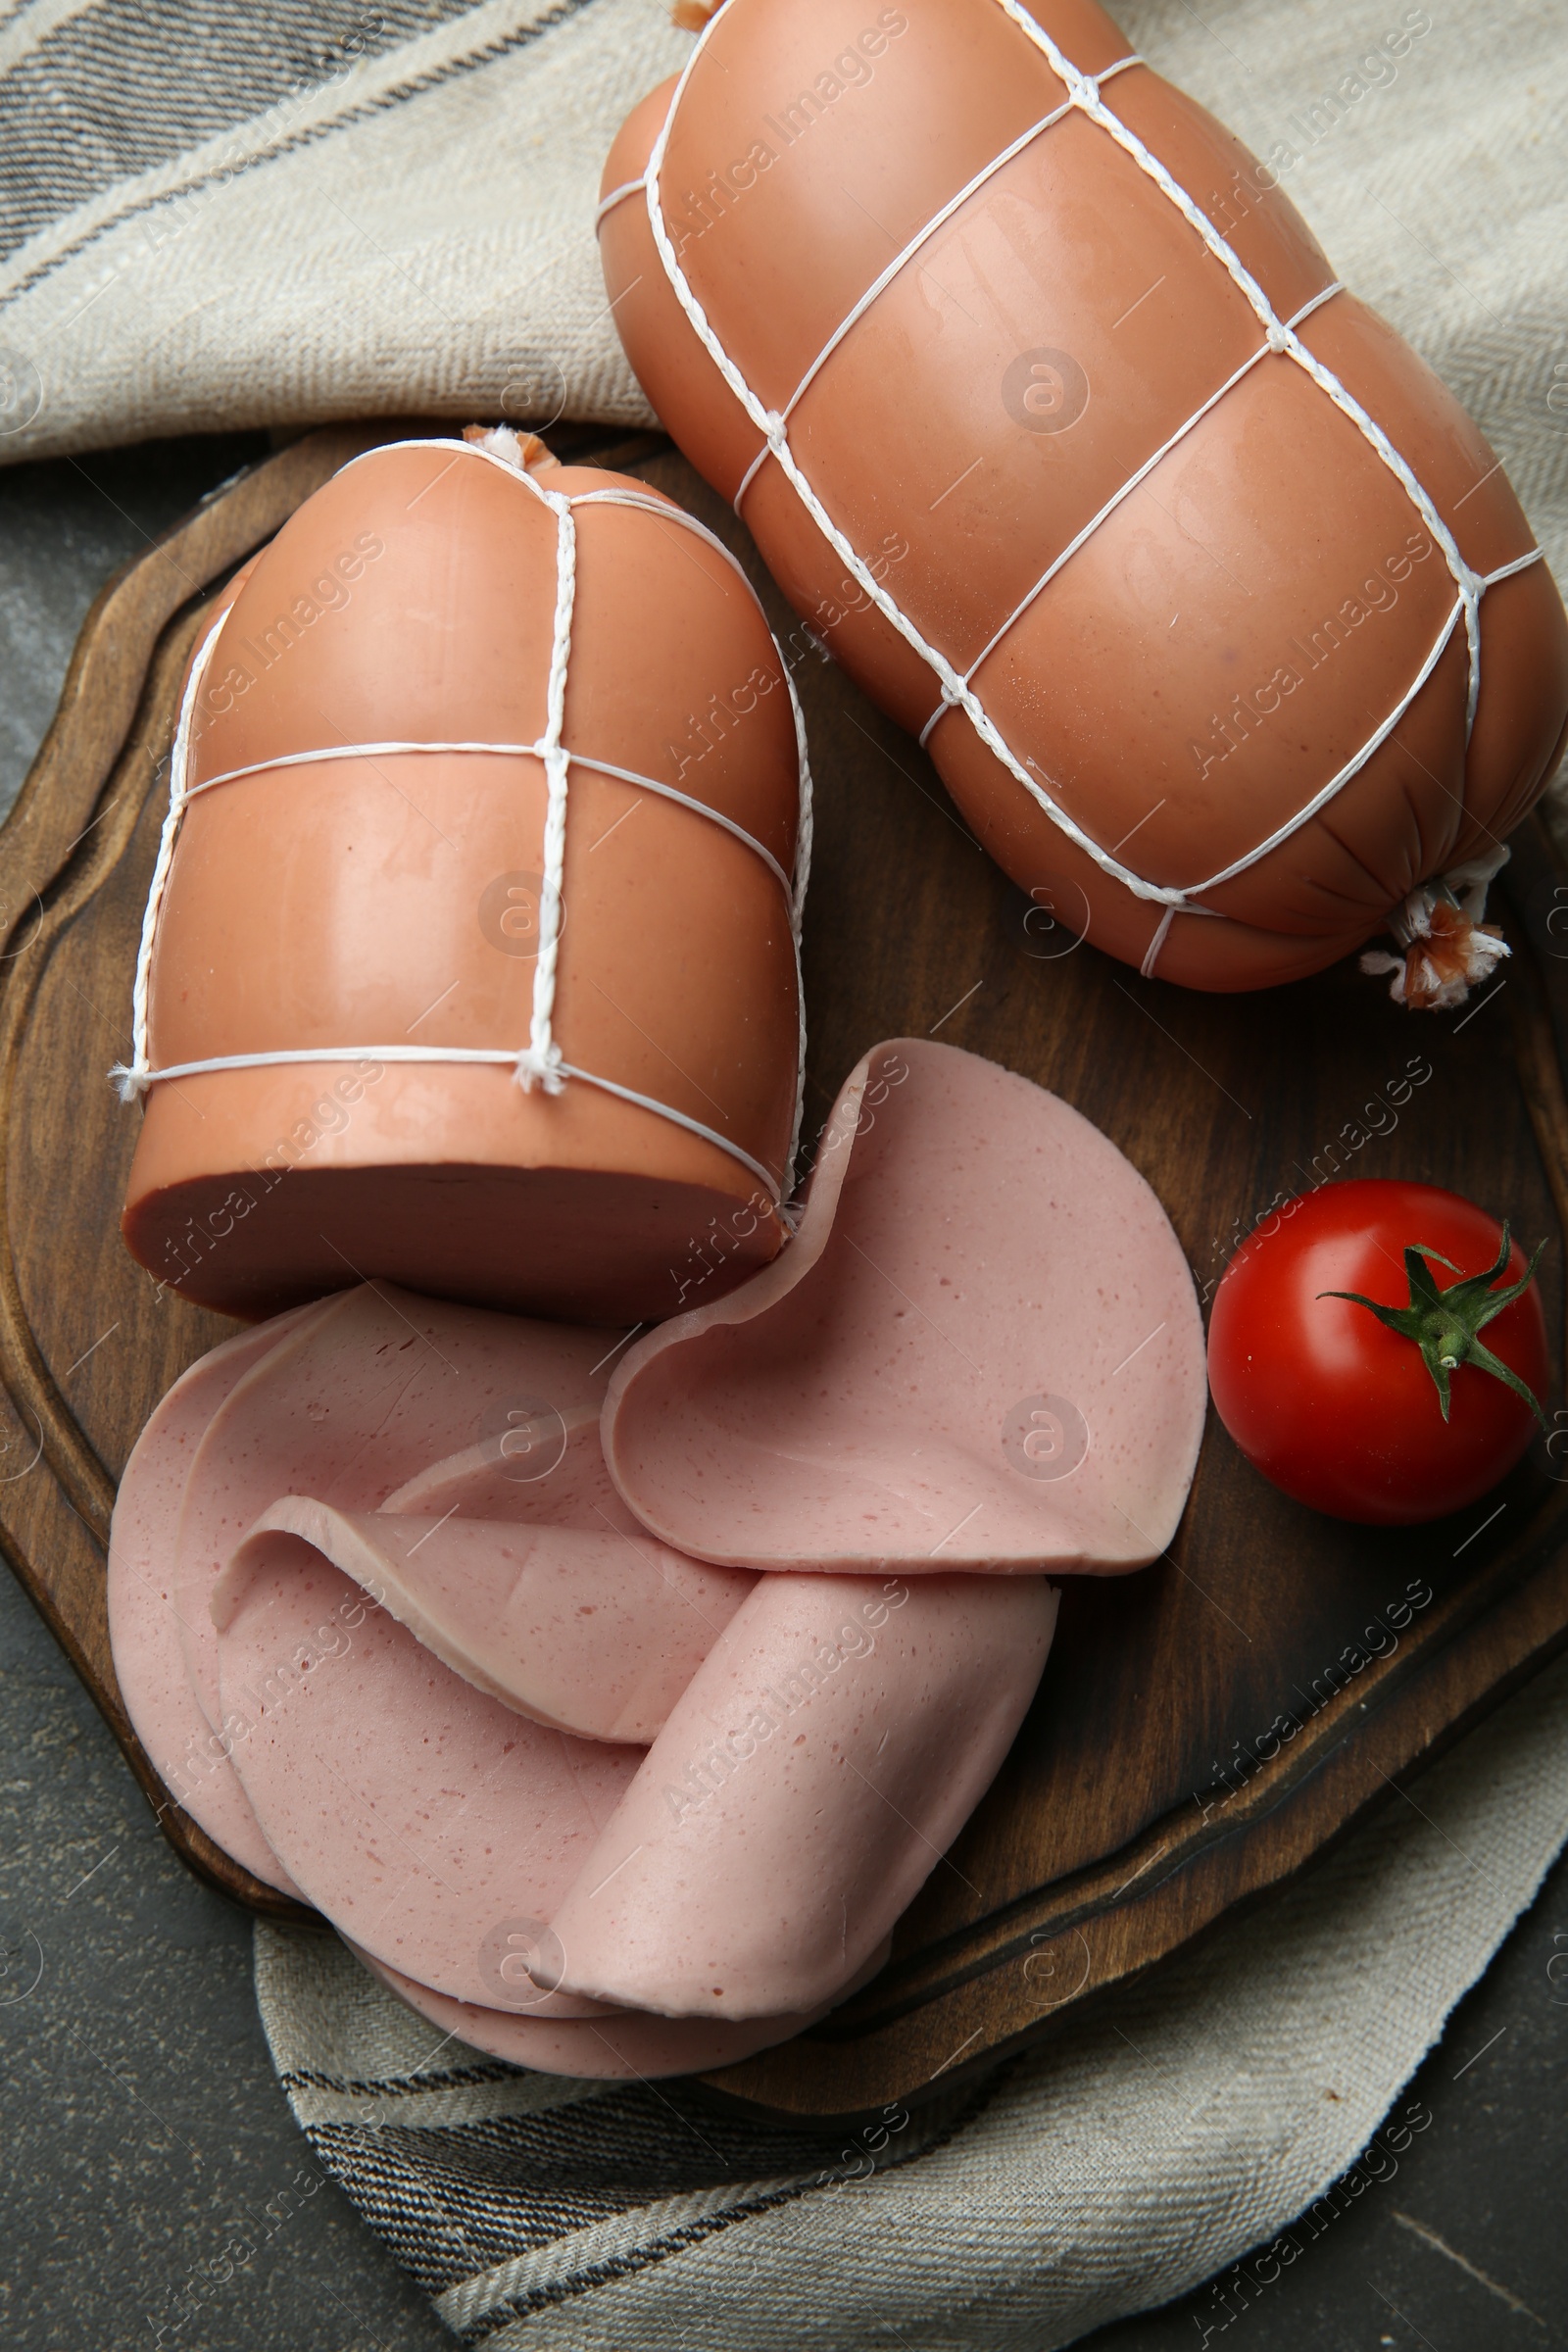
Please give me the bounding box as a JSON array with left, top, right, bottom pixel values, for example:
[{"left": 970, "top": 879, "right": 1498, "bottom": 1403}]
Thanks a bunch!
[{"left": 1207, "top": 1179, "right": 1548, "bottom": 1526}]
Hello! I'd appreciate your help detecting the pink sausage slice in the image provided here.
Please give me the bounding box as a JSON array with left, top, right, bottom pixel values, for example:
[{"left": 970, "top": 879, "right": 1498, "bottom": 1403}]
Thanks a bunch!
[
  {"left": 177, "top": 1282, "right": 616, "bottom": 1726},
  {"left": 220, "top": 1486, "right": 755, "bottom": 1742},
  {"left": 605, "top": 1039, "right": 1205, "bottom": 1572},
  {"left": 108, "top": 1299, "right": 332, "bottom": 1893},
  {"left": 380, "top": 1405, "right": 614, "bottom": 1521},
  {"left": 548, "top": 1569, "right": 1059, "bottom": 2020},
  {"left": 213, "top": 1537, "right": 642, "bottom": 2010},
  {"left": 348, "top": 1938, "right": 885, "bottom": 2082}
]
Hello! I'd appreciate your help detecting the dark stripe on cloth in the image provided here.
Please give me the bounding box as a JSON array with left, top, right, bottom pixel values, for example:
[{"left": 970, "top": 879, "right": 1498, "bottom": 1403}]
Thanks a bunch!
[
  {"left": 293, "top": 2071, "right": 1004, "bottom": 2310},
  {"left": 0, "top": 2, "right": 483, "bottom": 264},
  {"left": 0, "top": 0, "right": 604, "bottom": 310}
]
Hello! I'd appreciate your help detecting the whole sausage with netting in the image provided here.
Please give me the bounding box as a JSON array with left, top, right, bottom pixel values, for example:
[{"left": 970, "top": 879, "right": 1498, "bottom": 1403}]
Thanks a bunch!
[
  {"left": 599, "top": 0, "right": 1568, "bottom": 994},
  {"left": 116, "top": 429, "right": 809, "bottom": 1322}
]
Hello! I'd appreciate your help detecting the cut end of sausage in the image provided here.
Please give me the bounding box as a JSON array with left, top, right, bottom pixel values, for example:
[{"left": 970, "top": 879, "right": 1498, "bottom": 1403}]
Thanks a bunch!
[{"left": 122, "top": 1157, "right": 785, "bottom": 1323}]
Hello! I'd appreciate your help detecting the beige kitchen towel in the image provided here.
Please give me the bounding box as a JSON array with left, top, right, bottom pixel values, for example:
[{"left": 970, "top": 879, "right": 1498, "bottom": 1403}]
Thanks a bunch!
[{"left": 0, "top": 0, "right": 686, "bottom": 460}]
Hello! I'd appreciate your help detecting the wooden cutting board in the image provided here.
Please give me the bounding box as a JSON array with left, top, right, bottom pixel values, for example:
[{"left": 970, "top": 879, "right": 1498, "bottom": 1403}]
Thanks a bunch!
[{"left": 4, "top": 421, "right": 1568, "bottom": 2123}]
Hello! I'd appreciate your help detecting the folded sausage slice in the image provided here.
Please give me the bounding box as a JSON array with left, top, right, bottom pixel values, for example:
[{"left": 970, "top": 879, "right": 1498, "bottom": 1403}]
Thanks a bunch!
[
  {"left": 605, "top": 1039, "right": 1205, "bottom": 1572},
  {"left": 380, "top": 1407, "right": 617, "bottom": 1522},
  {"left": 176, "top": 1282, "right": 616, "bottom": 1726},
  {"left": 108, "top": 1300, "right": 331, "bottom": 1892},
  {"left": 221, "top": 1475, "right": 754, "bottom": 1742},
  {"left": 349, "top": 1938, "right": 890, "bottom": 2082},
  {"left": 214, "top": 1540, "right": 642, "bottom": 2008},
  {"left": 548, "top": 1569, "right": 1058, "bottom": 2020}
]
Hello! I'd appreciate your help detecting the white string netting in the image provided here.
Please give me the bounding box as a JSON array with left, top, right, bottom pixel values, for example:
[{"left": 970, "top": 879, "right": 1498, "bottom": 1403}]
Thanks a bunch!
[
  {"left": 604, "top": 0, "right": 1544, "bottom": 978},
  {"left": 111, "top": 435, "right": 814, "bottom": 1206}
]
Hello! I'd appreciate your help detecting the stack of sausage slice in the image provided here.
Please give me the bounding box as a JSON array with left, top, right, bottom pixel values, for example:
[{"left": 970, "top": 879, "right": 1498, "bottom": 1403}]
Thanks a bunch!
[{"left": 110, "top": 1042, "right": 1206, "bottom": 2078}]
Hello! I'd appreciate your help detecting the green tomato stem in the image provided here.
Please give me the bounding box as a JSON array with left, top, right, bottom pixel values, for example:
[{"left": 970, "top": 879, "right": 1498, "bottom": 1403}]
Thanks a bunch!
[{"left": 1318, "top": 1222, "right": 1548, "bottom": 1427}]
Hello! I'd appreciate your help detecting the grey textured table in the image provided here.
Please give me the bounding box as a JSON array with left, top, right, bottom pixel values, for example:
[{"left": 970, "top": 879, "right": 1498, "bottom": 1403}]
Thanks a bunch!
[{"left": 0, "top": 436, "right": 1563, "bottom": 2352}]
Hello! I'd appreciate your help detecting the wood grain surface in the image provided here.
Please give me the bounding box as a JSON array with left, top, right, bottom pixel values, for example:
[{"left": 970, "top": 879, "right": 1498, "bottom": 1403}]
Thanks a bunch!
[{"left": 2, "top": 421, "right": 1566, "bottom": 2119}]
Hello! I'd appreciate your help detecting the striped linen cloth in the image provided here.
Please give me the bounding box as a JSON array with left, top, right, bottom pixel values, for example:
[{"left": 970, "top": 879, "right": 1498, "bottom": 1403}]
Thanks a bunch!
[
  {"left": 4, "top": 0, "right": 1566, "bottom": 2339},
  {"left": 0, "top": 0, "right": 682, "bottom": 459},
  {"left": 256, "top": 1651, "right": 1568, "bottom": 2348}
]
